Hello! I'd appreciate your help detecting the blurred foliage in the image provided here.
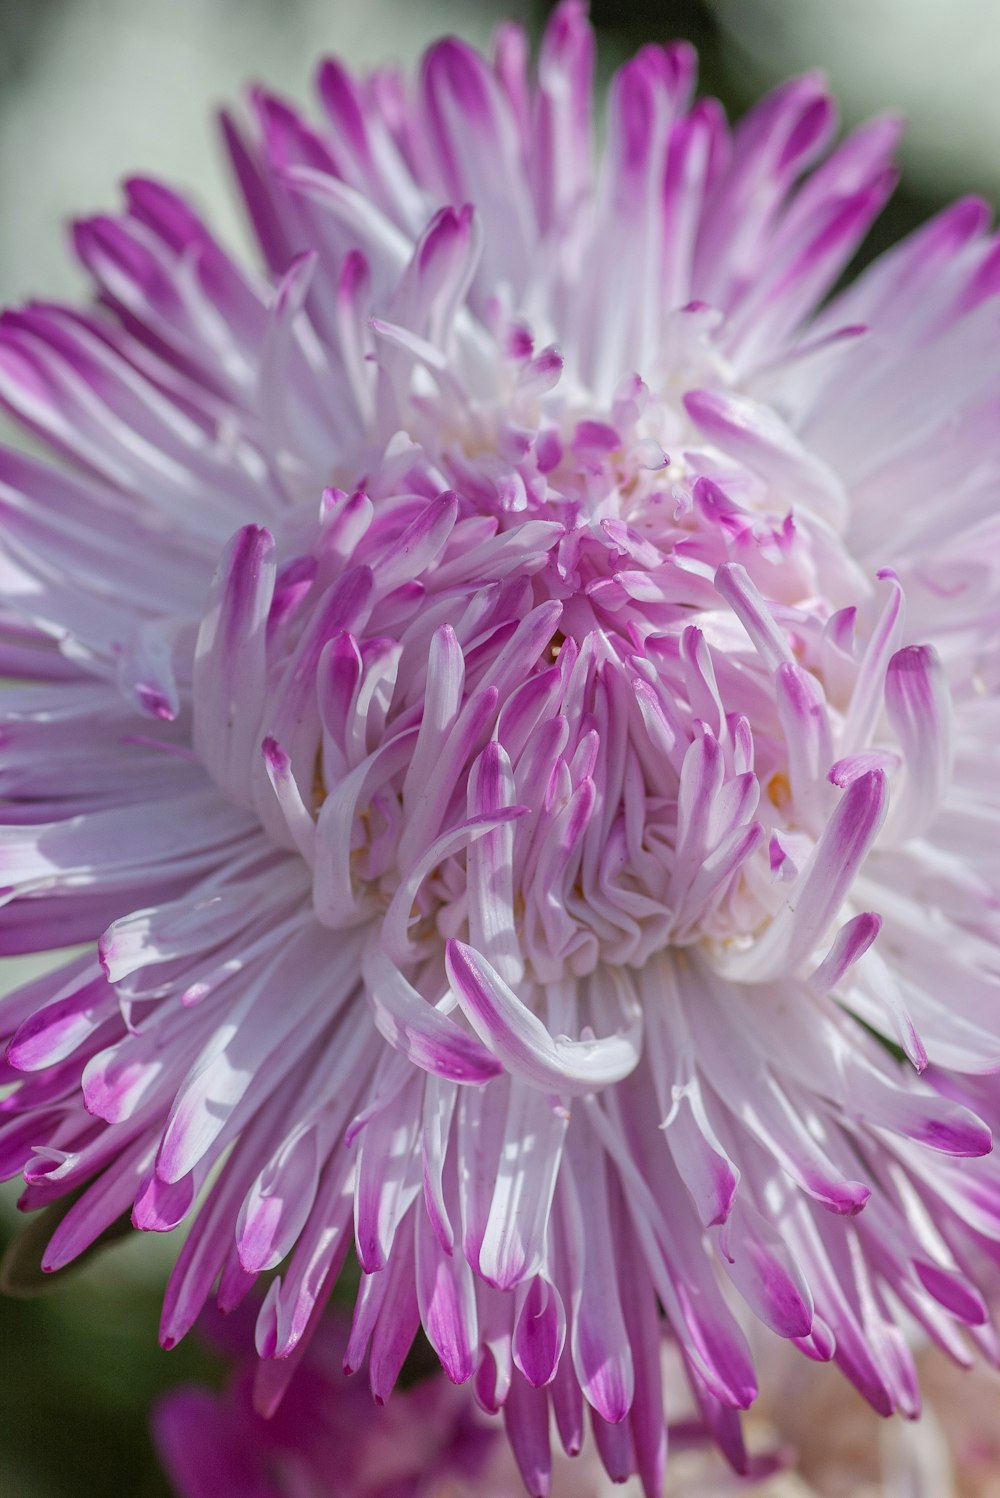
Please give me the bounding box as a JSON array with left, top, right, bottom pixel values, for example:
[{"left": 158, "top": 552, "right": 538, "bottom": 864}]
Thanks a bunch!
[
  {"left": 0, "top": 0, "right": 71, "bottom": 86},
  {"left": 0, "top": 1196, "right": 219, "bottom": 1498}
]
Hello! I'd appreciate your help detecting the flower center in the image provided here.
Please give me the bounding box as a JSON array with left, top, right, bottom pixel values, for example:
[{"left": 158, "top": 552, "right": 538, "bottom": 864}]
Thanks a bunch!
[{"left": 210, "top": 307, "right": 886, "bottom": 997}]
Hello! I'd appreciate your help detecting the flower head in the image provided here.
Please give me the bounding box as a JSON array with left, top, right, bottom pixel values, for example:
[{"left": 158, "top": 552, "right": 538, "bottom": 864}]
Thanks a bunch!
[
  {"left": 4, "top": 3, "right": 1000, "bottom": 1493},
  {"left": 152, "top": 1310, "right": 499, "bottom": 1498}
]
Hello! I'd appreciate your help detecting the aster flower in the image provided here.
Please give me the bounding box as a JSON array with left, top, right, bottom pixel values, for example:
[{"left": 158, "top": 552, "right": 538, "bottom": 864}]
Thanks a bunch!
[
  {"left": 3, "top": 2, "right": 1000, "bottom": 1493},
  {"left": 152, "top": 1310, "right": 499, "bottom": 1498}
]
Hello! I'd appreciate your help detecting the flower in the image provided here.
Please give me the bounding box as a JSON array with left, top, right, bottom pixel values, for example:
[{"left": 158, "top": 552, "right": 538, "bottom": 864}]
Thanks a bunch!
[
  {"left": 3, "top": 1, "right": 1000, "bottom": 1493},
  {"left": 152, "top": 1310, "right": 500, "bottom": 1498}
]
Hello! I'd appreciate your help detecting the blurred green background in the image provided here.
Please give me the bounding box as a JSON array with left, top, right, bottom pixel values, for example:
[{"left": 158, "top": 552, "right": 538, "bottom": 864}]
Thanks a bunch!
[{"left": 0, "top": 0, "right": 993, "bottom": 1491}]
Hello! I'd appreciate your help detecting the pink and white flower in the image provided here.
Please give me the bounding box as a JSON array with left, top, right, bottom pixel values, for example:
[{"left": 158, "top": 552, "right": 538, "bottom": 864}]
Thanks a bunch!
[{"left": 4, "top": 3, "right": 1000, "bottom": 1492}]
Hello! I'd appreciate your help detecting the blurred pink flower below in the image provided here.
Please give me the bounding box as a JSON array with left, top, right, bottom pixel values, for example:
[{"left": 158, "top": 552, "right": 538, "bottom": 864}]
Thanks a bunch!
[
  {"left": 152, "top": 1315, "right": 496, "bottom": 1498},
  {"left": 153, "top": 1312, "right": 1000, "bottom": 1498}
]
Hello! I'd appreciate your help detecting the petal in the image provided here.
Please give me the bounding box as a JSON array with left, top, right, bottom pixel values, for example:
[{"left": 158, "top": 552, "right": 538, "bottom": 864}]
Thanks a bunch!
[
  {"left": 884, "top": 644, "right": 953, "bottom": 837},
  {"left": 192, "top": 525, "right": 276, "bottom": 803},
  {"left": 446, "top": 941, "right": 641, "bottom": 1096},
  {"left": 362, "top": 946, "right": 502, "bottom": 1084},
  {"left": 716, "top": 769, "right": 888, "bottom": 983}
]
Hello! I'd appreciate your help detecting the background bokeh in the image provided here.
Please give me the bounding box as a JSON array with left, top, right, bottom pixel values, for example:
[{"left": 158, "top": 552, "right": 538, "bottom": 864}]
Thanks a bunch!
[{"left": 0, "top": 1, "right": 995, "bottom": 1492}]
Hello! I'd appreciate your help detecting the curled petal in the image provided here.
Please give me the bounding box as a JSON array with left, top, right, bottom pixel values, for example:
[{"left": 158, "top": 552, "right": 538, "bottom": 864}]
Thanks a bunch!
[
  {"left": 362, "top": 945, "right": 502, "bottom": 1084},
  {"left": 446, "top": 941, "right": 641, "bottom": 1095}
]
